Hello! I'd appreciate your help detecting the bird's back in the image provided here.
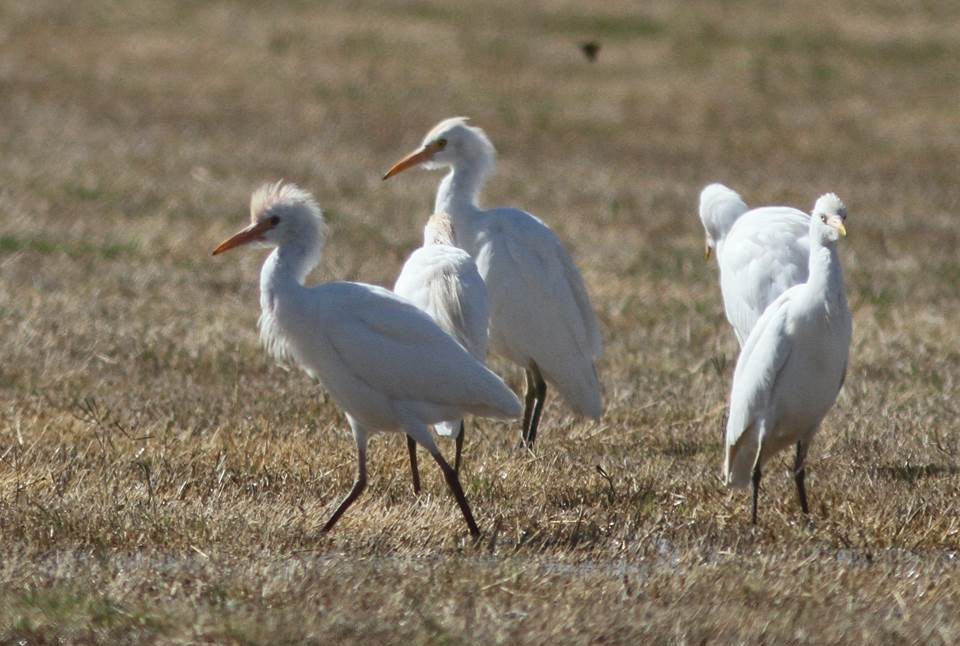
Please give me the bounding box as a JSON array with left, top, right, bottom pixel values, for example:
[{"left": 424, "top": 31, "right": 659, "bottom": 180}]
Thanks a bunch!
[
  {"left": 720, "top": 206, "right": 810, "bottom": 344},
  {"left": 394, "top": 244, "right": 489, "bottom": 361},
  {"left": 271, "top": 280, "right": 518, "bottom": 428}
]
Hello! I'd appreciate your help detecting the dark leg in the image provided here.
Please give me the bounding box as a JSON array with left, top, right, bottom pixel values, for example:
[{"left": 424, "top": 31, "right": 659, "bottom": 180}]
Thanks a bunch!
[
  {"left": 521, "top": 369, "right": 537, "bottom": 438},
  {"left": 522, "top": 364, "right": 547, "bottom": 448},
  {"left": 407, "top": 435, "right": 421, "bottom": 495},
  {"left": 454, "top": 421, "right": 465, "bottom": 474},
  {"left": 431, "top": 450, "right": 480, "bottom": 538},
  {"left": 751, "top": 464, "right": 762, "bottom": 525},
  {"left": 321, "top": 446, "right": 367, "bottom": 533},
  {"left": 794, "top": 441, "right": 809, "bottom": 514}
]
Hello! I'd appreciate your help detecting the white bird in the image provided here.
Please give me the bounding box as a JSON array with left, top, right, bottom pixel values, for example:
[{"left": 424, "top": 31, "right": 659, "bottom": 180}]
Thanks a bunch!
[
  {"left": 699, "top": 183, "right": 811, "bottom": 346},
  {"left": 383, "top": 117, "right": 602, "bottom": 447},
  {"left": 212, "top": 182, "right": 521, "bottom": 537},
  {"left": 393, "top": 211, "right": 489, "bottom": 491},
  {"left": 724, "top": 193, "right": 852, "bottom": 523}
]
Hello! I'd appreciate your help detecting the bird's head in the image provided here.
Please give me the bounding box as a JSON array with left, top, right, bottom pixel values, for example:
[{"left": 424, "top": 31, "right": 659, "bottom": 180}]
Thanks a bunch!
[
  {"left": 810, "top": 193, "right": 848, "bottom": 244},
  {"left": 383, "top": 117, "right": 496, "bottom": 180},
  {"left": 698, "top": 183, "right": 748, "bottom": 261},
  {"left": 212, "top": 181, "right": 327, "bottom": 255}
]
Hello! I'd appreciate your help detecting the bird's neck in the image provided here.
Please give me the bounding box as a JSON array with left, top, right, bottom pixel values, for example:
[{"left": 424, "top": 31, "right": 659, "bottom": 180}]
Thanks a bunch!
[
  {"left": 259, "top": 240, "right": 322, "bottom": 310},
  {"left": 435, "top": 160, "right": 489, "bottom": 218},
  {"left": 424, "top": 212, "right": 456, "bottom": 247},
  {"left": 803, "top": 238, "right": 845, "bottom": 308}
]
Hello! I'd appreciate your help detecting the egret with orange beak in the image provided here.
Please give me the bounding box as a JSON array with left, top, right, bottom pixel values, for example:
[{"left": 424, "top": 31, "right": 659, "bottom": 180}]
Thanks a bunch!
[
  {"left": 213, "top": 181, "right": 521, "bottom": 537},
  {"left": 384, "top": 118, "right": 603, "bottom": 447}
]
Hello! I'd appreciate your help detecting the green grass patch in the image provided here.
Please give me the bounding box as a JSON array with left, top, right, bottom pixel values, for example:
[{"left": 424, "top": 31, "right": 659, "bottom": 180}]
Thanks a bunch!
[
  {"left": 542, "top": 11, "right": 666, "bottom": 39},
  {"left": 4, "top": 586, "right": 168, "bottom": 641},
  {"left": 0, "top": 234, "right": 138, "bottom": 260}
]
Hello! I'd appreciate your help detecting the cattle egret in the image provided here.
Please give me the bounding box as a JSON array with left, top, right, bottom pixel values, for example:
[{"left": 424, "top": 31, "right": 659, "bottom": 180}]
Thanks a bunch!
[
  {"left": 699, "top": 183, "right": 810, "bottom": 345},
  {"left": 724, "top": 193, "right": 852, "bottom": 523},
  {"left": 394, "top": 211, "right": 489, "bottom": 491},
  {"left": 383, "top": 118, "right": 603, "bottom": 447},
  {"left": 212, "top": 182, "right": 521, "bottom": 537}
]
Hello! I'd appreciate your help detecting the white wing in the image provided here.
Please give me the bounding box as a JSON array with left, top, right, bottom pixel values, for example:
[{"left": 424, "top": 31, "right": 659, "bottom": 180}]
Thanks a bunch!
[
  {"left": 289, "top": 282, "right": 519, "bottom": 420},
  {"left": 719, "top": 206, "right": 809, "bottom": 344},
  {"left": 394, "top": 245, "right": 488, "bottom": 361},
  {"left": 724, "top": 289, "right": 796, "bottom": 486},
  {"left": 474, "top": 207, "right": 602, "bottom": 418}
]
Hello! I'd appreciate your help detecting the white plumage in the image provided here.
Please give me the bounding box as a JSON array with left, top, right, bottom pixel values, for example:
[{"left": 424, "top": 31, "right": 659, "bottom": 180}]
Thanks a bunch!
[
  {"left": 723, "top": 193, "right": 852, "bottom": 523},
  {"left": 699, "top": 183, "right": 810, "bottom": 345},
  {"left": 384, "top": 117, "right": 603, "bottom": 446},
  {"left": 213, "top": 182, "right": 521, "bottom": 537},
  {"left": 394, "top": 211, "right": 489, "bottom": 486},
  {"left": 395, "top": 213, "right": 489, "bottom": 371}
]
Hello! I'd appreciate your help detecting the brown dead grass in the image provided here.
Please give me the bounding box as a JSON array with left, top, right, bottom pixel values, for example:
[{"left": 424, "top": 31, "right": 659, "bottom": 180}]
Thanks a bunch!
[{"left": 1, "top": 0, "right": 960, "bottom": 643}]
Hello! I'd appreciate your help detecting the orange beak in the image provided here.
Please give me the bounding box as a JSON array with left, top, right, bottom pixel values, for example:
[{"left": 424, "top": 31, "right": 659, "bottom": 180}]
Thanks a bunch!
[
  {"left": 212, "top": 219, "right": 275, "bottom": 255},
  {"left": 382, "top": 143, "right": 439, "bottom": 180}
]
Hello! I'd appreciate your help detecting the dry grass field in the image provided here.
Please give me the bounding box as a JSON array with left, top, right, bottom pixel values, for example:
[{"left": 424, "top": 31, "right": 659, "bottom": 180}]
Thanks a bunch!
[{"left": 1, "top": 0, "right": 959, "bottom": 642}]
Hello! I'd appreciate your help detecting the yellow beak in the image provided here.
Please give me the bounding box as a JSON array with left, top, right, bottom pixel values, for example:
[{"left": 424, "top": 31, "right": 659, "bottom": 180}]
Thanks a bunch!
[
  {"left": 382, "top": 144, "right": 439, "bottom": 180},
  {"left": 212, "top": 219, "right": 275, "bottom": 255},
  {"left": 704, "top": 240, "right": 713, "bottom": 261},
  {"left": 827, "top": 215, "right": 847, "bottom": 237}
]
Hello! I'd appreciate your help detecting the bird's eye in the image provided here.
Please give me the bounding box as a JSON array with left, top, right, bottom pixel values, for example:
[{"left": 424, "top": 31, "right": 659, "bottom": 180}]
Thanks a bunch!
[
  {"left": 269, "top": 215, "right": 280, "bottom": 226},
  {"left": 820, "top": 215, "right": 828, "bottom": 223},
  {"left": 436, "top": 138, "right": 447, "bottom": 149}
]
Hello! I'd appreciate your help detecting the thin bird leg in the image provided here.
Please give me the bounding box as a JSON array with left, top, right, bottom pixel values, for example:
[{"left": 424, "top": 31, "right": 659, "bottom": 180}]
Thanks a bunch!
[
  {"left": 454, "top": 421, "right": 465, "bottom": 475},
  {"left": 321, "top": 446, "right": 367, "bottom": 533},
  {"left": 431, "top": 450, "right": 480, "bottom": 538},
  {"left": 521, "top": 368, "right": 537, "bottom": 438},
  {"left": 522, "top": 364, "right": 547, "bottom": 448},
  {"left": 751, "top": 465, "right": 762, "bottom": 525},
  {"left": 407, "top": 435, "right": 421, "bottom": 495},
  {"left": 794, "top": 441, "right": 809, "bottom": 514}
]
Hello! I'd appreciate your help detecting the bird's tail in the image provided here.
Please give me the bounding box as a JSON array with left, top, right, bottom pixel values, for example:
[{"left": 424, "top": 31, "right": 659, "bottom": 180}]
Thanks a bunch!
[
  {"left": 542, "top": 356, "right": 603, "bottom": 420},
  {"left": 468, "top": 365, "right": 523, "bottom": 420},
  {"left": 724, "top": 425, "right": 760, "bottom": 488}
]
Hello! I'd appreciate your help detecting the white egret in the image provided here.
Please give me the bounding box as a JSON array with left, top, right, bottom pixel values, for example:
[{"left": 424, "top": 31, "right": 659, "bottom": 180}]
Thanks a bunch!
[
  {"left": 724, "top": 193, "right": 852, "bottom": 523},
  {"left": 383, "top": 118, "right": 602, "bottom": 447},
  {"left": 393, "top": 211, "right": 489, "bottom": 491},
  {"left": 699, "top": 183, "right": 810, "bottom": 345},
  {"left": 212, "top": 182, "right": 522, "bottom": 537}
]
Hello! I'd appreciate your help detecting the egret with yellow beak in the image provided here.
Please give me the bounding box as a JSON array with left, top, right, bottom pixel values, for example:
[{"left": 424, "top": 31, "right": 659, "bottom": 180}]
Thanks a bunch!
[{"left": 724, "top": 193, "right": 851, "bottom": 523}]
